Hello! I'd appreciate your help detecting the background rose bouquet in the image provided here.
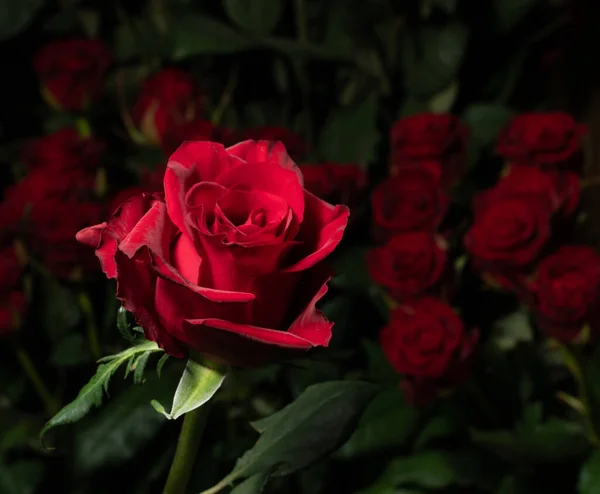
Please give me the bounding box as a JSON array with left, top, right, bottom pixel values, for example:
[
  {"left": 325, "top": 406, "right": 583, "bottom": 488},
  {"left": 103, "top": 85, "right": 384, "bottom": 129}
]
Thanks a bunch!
[{"left": 3, "top": 1, "right": 600, "bottom": 494}]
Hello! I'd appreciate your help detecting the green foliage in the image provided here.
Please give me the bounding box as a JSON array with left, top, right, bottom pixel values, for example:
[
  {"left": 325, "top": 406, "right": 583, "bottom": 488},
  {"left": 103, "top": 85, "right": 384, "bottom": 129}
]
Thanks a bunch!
[
  {"left": 223, "top": 0, "right": 283, "bottom": 36},
  {"left": 579, "top": 450, "right": 600, "bottom": 494},
  {"left": 0, "top": 0, "right": 43, "bottom": 41},
  {"left": 0, "top": 459, "right": 44, "bottom": 494},
  {"left": 40, "top": 341, "right": 163, "bottom": 441}
]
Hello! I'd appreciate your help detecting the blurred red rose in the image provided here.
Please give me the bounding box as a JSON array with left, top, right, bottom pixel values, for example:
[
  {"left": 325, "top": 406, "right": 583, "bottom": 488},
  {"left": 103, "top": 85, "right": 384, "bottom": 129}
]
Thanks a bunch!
[
  {"left": 490, "top": 164, "right": 580, "bottom": 217},
  {"left": 0, "top": 246, "right": 26, "bottom": 335},
  {"left": 20, "top": 127, "right": 104, "bottom": 172},
  {"left": 300, "top": 163, "right": 367, "bottom": 205},
  {"left": 131, "top": 69, "right": 203, "bottom": 145},
  {"left": 465, "top": 194, "right": 551, "bottom": 270},
  {"left": 496, "top": 113, "right": 587, "bottom": 168},
  {"left": 77, "top": 140, "right": 349, "bottom": 366},
  {"left": 367, "top": 232, "right": 447, "bottom": 300},
  {"left": 531, "top": 246, "right": 600, "bottom": 342},
  {"left": 380, "top": 297, "right": 476, "bottom": 378},
  {"left": 160, "top": 119, "right": 239, "bottom": 157},
  {"left": 242, "top": 127, "right": 306, "bottom": 160},
  {"left": 1, "top": 167, "right": 103, "bottom": 278},
  {"left": 371, "top": 162, "right": 448, "bottom": 242},
  {"left": 34, "top": 38, "right": 111, "bottom": 111},
  {"left": 390, "top": 113, "right": 468, "bottom": 185}
]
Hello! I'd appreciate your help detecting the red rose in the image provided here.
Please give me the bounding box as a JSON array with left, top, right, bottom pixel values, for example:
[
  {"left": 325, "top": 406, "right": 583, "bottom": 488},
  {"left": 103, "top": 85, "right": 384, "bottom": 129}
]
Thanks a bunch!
[
  {"left": 371, "top": 162, "right": 449, "bottom": 241},
  {"left": 379, "top": 297, "right": 476, "bottom": 378},
  {"left": 20, "top": 127, "right": 104, "bottom": 171},
  {"left": 531, "top": 246, "right": 600, "bottom": 342},
  {"left": 76, "top": 140, "right": 349, "bottom": 366},
  {"left": 34, "top": 38, "right": 111, "bottom": 111},
  {"left": 131, "top": 69, "right": 203, "bottom": 145},
  {"left": 490, "top": 164, "right": 581, "bottom": 217},
  {"left": 496, "top": 113, "right": 587, "bottom": 168},
  {"left": 367, "top": 232, "right": 447, "bottom": 300},
  {"left": 465, "top": 195, "right": 551, "bottom": 269},
  {"left": 300, "top": 163, "right": 367, "bottom": 205},
  {"left": 390, "top": 113, "right": 468, "bottom": 184},
  {"left": 1, "top": 167, "right": 102, "bottom": 278},
  {"left": 242, "top": 127, "right": 306, "bottom": 160},
  {"left": 0, "top": 246, "right": 26, "bottom": 336}
]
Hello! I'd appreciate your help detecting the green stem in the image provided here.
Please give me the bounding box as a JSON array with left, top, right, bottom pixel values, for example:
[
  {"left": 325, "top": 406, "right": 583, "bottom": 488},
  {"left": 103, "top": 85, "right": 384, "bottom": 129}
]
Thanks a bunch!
[
  {"left": 163, "top": 403, "right": 213, "bottom": 494},
  {"left": 198, "top": 473, "right": 237, "bottom": 494},
  {"left": 294, "top": 0, "right": 308, "bottom": 43},
  {"left": 558, "top": 342, "right": 600, "bottom": 446},
  {"left": 14, "top": 344, "right": 59, "bottom": 417},
  {"left": 78, "top": 292, "right": 102, "bottom": 360}
]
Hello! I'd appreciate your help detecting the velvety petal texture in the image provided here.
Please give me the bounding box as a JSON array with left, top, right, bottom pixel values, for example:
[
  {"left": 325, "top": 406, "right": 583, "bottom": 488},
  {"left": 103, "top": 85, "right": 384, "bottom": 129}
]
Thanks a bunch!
[{"left": 77, "top": 140, "right": 349, "bottom": 366}]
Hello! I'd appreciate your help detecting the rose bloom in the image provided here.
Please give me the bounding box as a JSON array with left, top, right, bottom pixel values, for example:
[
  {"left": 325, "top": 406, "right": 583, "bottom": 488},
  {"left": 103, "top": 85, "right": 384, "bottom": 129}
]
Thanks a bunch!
[
  {"left": 465, "top": 193, "right": 551, "bottom": 269},
  {"left": 77, "top": 140, "right": 349, "bottom": 366},
  {"left": 380, "top": 297, "right": 477, "bottom": 378},
  {"left": 496, "top": 112, "right": 587, "bottom": 168},
  {"left": 1, "top": 167, "right": 104, "bottom": 278},
  {"left": 34, "top": 38, "right": 111, "bottom": 111},
  {"left": 492, "top": 164, "right": 580, "bottom": 217},
  {"left": 531, "top": 246, "right": 600, "bottom": 342},
  {"left": 371, "top": 162, "right": 449, "bottom": 241},
  {"left": 367, "top": 232, "right": 447, "bottom": 300},
  {"left": 299, "top": 163, "right": 366, "bottom": 205},
  {"left": 0, "top": 246, "right": 27, "bottom": 336},
  {"left": 131, "top": 69, "right": 203, "bottom": 145},
  {"left": 389, "top": 113, "right": 468, "bottom": 185},
  {"left": 20, "top": 127, "right": 104, "bottom": 172},
  {"left": 242, "top": 127, "right": 306, "bottom": 161}
]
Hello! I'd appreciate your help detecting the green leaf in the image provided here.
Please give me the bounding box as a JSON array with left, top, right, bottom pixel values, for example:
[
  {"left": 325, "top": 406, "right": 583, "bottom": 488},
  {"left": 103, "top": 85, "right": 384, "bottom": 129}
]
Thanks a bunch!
[
  {"left": 330, "top": 247, "right": 373, "bottom": 291},
  {"left": 360, "top": 451, "right": 472, "bottom": 493},
  {"left": 40, "top": 341, "right": 162, "bottom": 441},
  {"left": 157, "top": 353, "right": 170, "bottom": 378},
  {"left": 429, "top": 80, "right": 459, "bottom": 113},
  {"left": 403, "top": 22, "right": 469, "bottom": 99},
  {"left": 415, "top": 414, "right": 462, "bottom": 450},
  {"left": 133, "top": 351, "right": 152, "bottom": 384},
  {"left": 223, "top": 0, "right": 283, "bottom": 36},
  {"left": 72, "top": 363, "right": 181, "bottom": 475},
  {"left": 471, "top": 419, "right": 589, "bottom": 464},
  {"left": 0, "top": 460, "right": 44, "bottom": 494},
  {"left": 0, "top": 413, "right": 42, "bottom": 453},
  {"left": 335, "top": 387, "right": 418, "bottom": 458},
  {"left": 318, "top": 92, "right": 379, "bottom": 166},
  {"left": 235, "top": 381, "right": 377, "bottom": 479},
  {"left": 462, "top": 103, "right": 514, "bottom": 151},
  {"left": 363, "top": 341, "right": 397, "bottom": 382},
  {"left": 171, "top": 14, "right": 252, "bottom": 59},
  {"left": 230, "top": 470, "right": 273, "bottom": 494},
  {"left": 494, "top": 0, "right": 540, "bottom": 32},
  {"left": 579, "top": 450, "right": 600, "bottom": 494},
  {"left": 168, "top": 354, "right": 228, "bottom": 419},
  {"left": 0, "top": 0, "right": 43, "bottom": 41}
]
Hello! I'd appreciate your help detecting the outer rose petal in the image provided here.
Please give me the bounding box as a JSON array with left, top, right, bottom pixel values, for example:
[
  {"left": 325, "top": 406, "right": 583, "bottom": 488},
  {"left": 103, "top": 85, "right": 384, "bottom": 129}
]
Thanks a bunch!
[
  {"left": 117, "top": 199, "right": 255, "bottom": 303},
  {"left": 76, "top": 195, "right": 154, "bottom": 278},
  {"left": 227, "top": 140, "right": 304, "bottom": 185},
  {"left": 286, "top": 191, "right": 350, "bottom": 272}
]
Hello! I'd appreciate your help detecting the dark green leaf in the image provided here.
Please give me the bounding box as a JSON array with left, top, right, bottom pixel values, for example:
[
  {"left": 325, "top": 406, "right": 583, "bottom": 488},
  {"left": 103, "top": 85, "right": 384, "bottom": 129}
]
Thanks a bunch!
[
  {"left": 133, "top": 351, "right": 152, "bottom": 384},
  {"left": 0, "top": 413, "right": 42, "bottom": 453},
  {"left": 494, "top": 0, "right": 540, "bottom": 32},
  {"left": 237, "top": 381, "right": 377, "bottom": 478},
  {"left": 223, "top": 0, "right": 283, "bottom": 36},
  {"left": 50, "top": 334, "right": 92, "bottom": 367},
  {"left": 363, "top": 341, "right": 397, "bottom": 382},
  {"left": 330, "top": 247, "right": 372, "bottom": 291},
  {"left": 335, "top": 387, "right": 418, "bottom": 458},
  {"left": 415, "top": 414, "right": 462, "bottom": 450},
  {"left": 403, "top": 23, "right": 469, "bottom": 99},
  {"left": 73, "top": 364, "right": 181, "bottom": 474},
  {"left": 0, "top": 459, "right": 44, "bottom": 494},
  {"left": 490, "top": 309, "right": 534, "bottom": 351},
  {"left": 318, "top": 92, "right": 379, "bottom": 166},
  {"left": 579, "top": 450, "right": 600, "bottom": 494},
  {"left": 360, "top": 451, "right": 472, "bottom": 493},
  {"left": 230, "top": 470, "right": 273, "bottom": 494},
  {"left": 0, "top": 0, "right": 43, "bottom": 41},
  {"left": 262, "top": 37, "right": 352, "bottom": 61},
  {"left": 41, "top": 341, "right": 161, "bottom": 441},
  {"left": 461, "top": 103, "right": 514, "bottom": 164},
  {"left": 471, "top": 419, "right": 589, "bottom": 464},
  {"left": 171, "top": 14, "right": 252, "bottom": 59},
  {"left": 157, "top": 353, "right": 170, "bottom": 378},
  {"left": 168, "top": 354, "right": 228, "bottom": 419}
]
